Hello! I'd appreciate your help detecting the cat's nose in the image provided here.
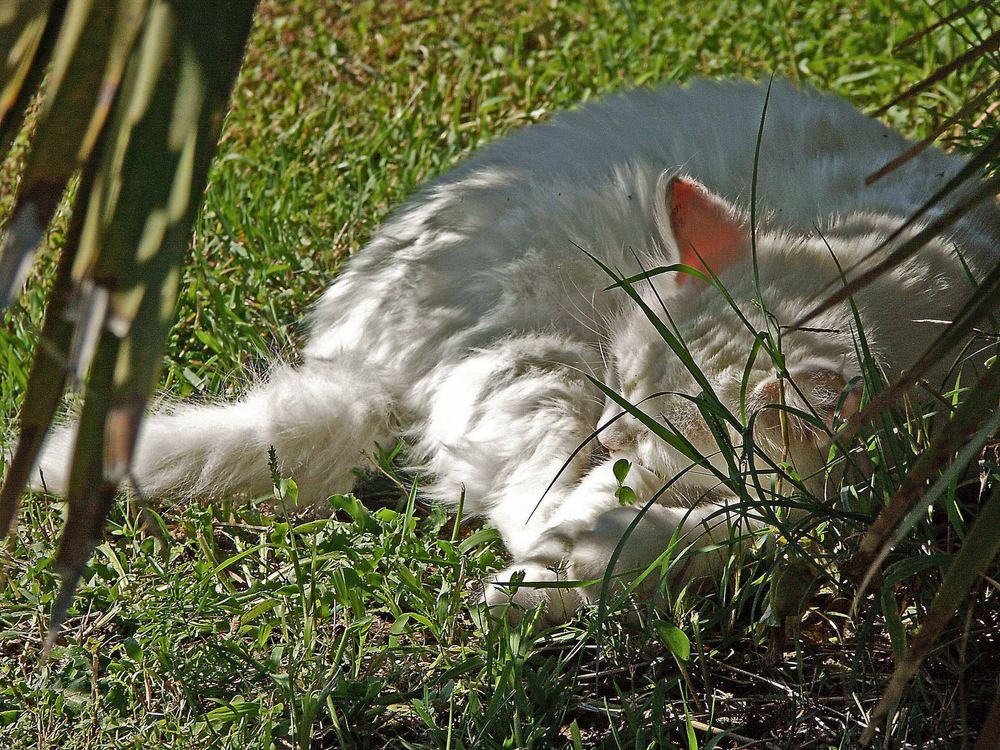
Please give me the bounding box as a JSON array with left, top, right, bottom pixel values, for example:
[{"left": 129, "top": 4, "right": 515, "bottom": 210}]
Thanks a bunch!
[
  {"left": 597, "top": 432, "right": 618, "bottom": 451},
  {"left": 598, "top": 423, "right": 635, "bottom": 453}
]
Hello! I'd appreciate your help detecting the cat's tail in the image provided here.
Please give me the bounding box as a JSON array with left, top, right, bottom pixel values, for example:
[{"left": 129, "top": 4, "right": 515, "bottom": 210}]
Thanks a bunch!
[{"left": 31, "top": 356, "right": 396, "bottom": 505}]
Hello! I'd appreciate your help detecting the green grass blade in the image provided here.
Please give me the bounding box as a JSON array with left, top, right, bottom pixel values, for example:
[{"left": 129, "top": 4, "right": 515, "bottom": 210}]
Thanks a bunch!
[
  {"left": 850, "top": 361, "right": 1000, "bottom": 588},
  {"left": 861, "top": 481, "right": 1000, "bottom": 744},
  {"left": 584, "top": 373, "right": 708, "bottom": 469},
  {"left": 575, "top": 242, "right": 736, "bottom": 428}
]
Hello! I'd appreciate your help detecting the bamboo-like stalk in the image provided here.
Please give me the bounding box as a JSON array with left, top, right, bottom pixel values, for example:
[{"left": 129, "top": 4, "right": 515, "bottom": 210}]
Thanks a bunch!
[
  {"left": 0, "top": 0, "right": 147, "bottom": 305},
  {"left": 0, "top": 0, "right": 259, "bottom": 649},
  {"left": 49, "top": 0, "right": 258, "bottom": 649},
  {"left": 0, "top": 0, "right": 66, "bottom": 158}
]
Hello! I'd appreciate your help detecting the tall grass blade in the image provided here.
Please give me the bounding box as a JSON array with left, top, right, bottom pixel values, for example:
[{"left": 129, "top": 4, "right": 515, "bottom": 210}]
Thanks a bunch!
[
  {"left": 574, "top": 242, "right": 733, "bottom": 425},
  {"left": 849, "top": 361, "right": 1000, "bottom": 598},
  {"left": 871, "top": 28, "right": 1000, "bottom": 117},
  {"left": 892, "top": 0, "right": 993, "bottom": 53},
  {"left": 861, "top": 482, "right": 1000, "bottom": 744}
]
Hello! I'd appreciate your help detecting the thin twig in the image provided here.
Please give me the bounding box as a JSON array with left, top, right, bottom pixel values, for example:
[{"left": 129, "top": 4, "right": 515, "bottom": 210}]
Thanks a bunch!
[
  {"left": 689, "top": 718, "right": 780, "bottom": 750},
  {"left": 872, "top": 28, "right": 1000, "bottom": 117},
  {"left": 892, "top": 0, "right": 993, "bottom": 52},
  {"left": 866, "top": 82, "right": 1000, "bottom": 184}
]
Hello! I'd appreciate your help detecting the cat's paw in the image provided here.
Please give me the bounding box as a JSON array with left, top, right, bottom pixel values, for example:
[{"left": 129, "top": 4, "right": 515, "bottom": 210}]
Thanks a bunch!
[{"left": 482, "top": 561, "right": 584, "bottom": 626}]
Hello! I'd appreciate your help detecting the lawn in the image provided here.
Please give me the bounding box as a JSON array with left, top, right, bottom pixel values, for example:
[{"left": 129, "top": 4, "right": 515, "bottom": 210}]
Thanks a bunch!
[{"left": 1, "top": 1, "right": 998, "bottom": 747}]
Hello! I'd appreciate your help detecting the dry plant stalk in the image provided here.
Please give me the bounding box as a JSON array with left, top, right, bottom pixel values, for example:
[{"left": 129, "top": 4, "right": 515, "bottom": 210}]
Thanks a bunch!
[{"left": 0, "top": 0, "right": 259, "bottom": 651}]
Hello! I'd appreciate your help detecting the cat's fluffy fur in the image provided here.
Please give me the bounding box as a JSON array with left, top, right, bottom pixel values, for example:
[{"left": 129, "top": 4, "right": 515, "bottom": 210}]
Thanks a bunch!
[{"left": 35, "top": 79, "right": 1000, "bottom": 622}]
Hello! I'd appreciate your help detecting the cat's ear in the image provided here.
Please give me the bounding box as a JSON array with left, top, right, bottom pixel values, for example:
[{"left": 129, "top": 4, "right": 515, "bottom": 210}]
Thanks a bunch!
[{"left": 655, "top": 173, "right": 749, "bottom": 285}]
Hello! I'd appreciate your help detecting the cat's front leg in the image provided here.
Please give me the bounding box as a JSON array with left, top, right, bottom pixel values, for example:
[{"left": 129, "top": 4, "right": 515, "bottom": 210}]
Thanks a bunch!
[
  {"left": 414, "top": 334, "right": 611, "bottom": 554},
  {"left": 486, "top": 459, "right": 752, "bottom": 624},
  {"left": 481, "top": 458, "right": 642, "bottom": 625},
  {"left": 481, "top": 559, "right": 585, "bottom": 626}
]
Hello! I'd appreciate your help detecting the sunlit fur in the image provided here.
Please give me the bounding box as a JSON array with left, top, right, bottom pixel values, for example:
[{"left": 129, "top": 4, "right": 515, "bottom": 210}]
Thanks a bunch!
[{"left": 35, "top": 79, "right": 1000, "bottom": 623}]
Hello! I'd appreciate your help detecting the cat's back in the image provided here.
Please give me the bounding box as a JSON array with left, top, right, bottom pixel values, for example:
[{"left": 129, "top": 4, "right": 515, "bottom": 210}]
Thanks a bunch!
[
  {"left": 444, "top": 78, "right": 966, "bottom": 227},
  {"left": 307, "top": 79, "right": 999, "bottom": 361}
]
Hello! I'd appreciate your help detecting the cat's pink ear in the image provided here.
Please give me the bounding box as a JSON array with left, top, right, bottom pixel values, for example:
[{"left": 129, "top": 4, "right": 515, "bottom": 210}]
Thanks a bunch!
[{"left": 657, "top": 174, "right": 749, "bottom": 285}]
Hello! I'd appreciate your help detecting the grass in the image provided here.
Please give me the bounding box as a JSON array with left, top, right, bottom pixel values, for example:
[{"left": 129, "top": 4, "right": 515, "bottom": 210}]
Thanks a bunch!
[{"left": 1, "top": 0, "right": 998, "bottom": 747}]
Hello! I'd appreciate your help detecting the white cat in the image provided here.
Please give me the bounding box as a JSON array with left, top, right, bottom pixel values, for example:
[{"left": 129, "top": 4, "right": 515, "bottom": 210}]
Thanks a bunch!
[{"left": 35, "top": 79, "right": 1000, "bottom": 623}]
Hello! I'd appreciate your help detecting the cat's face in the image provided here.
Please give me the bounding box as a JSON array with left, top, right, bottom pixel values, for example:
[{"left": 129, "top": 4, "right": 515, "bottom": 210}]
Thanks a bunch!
[{"left": 598, "top": 175, "right": 976, "bottom": 490}]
